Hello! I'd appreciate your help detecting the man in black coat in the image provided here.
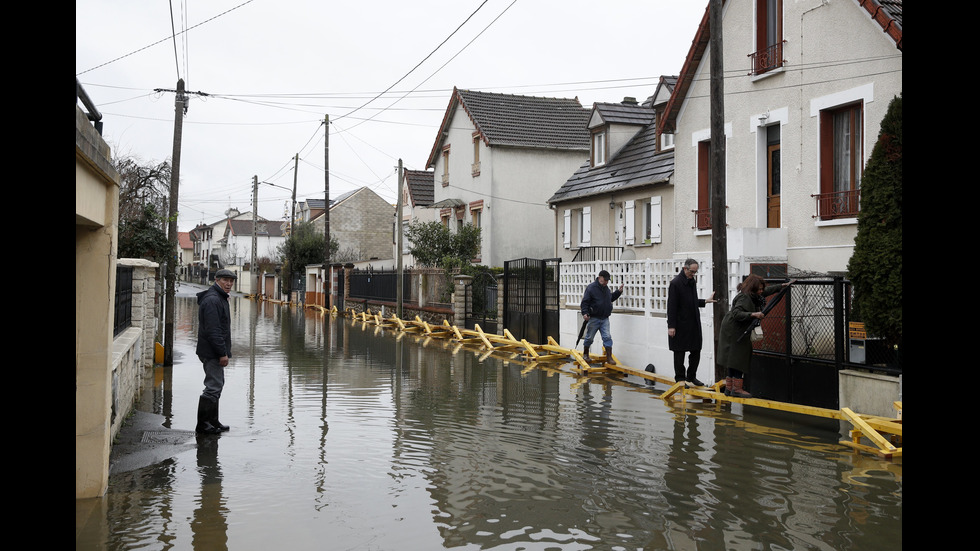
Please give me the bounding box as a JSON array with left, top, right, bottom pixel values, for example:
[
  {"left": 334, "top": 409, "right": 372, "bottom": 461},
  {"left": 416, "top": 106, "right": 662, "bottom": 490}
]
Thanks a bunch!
[
  {"left": 667, "top": 259, "right": 715, "bottom": 386},
  {"left": 195, "top": 268, "right": 237, "bottom": 434}
]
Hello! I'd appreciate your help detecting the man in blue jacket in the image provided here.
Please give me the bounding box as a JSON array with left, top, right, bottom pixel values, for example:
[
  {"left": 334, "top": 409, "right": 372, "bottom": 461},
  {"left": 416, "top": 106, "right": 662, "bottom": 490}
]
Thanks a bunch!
[
  {"left": 580, "top": 270, "right": 624, "bottom": 364},
  {"left": 195, "top": 269, "right": 236, "bottom": 434}
]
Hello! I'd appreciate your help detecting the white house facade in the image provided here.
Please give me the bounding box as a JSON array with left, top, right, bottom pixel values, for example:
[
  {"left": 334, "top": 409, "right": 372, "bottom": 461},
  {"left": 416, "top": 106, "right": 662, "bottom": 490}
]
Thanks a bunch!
[{"left": 662, "top": 0, "right": 902, "bottom": 276}]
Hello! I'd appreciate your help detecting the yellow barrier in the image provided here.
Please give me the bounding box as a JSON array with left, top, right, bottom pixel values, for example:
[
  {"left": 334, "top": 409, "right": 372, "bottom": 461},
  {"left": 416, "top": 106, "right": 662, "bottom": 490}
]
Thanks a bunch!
[{"left": 305, "top": 306, "right": 903, "bottom": 459}]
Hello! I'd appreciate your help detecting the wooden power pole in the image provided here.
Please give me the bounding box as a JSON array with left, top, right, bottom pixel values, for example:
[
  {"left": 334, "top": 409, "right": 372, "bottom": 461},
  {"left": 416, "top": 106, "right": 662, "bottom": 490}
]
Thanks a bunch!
[
  {"left": 709, "top": 0, "right": 730, "bottom": 383},
  {"left": 163, "top": 79, "right": 186, "bottom": 367}
]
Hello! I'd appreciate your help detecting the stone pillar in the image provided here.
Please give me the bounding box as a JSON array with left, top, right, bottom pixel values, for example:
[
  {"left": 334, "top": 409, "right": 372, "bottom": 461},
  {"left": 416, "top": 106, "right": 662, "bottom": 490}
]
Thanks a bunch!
[{"left": 453, "top": 274, "right": 472, "bottom": 327}]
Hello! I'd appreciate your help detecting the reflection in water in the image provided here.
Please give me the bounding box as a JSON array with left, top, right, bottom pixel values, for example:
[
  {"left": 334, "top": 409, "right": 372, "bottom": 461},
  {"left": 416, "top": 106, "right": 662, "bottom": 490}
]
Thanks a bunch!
[{"left": 76, "top": 296, "right": 902, "bottom": 550}]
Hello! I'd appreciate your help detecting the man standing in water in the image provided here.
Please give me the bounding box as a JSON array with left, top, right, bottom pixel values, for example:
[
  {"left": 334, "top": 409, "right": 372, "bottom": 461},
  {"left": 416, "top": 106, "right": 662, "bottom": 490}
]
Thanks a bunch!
[
  {"left": 580, "top": 270, "right": 624, "bottom": 364},
  {"left": 667, "top": 259, "right": 716, "bottom": 386},
  {"left": 195, "top": 269, "right": 236, "bottom": 434}
]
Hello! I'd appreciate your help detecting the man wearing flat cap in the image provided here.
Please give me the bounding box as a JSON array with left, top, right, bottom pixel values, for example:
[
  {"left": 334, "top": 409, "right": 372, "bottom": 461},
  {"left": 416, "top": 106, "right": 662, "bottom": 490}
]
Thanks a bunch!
[
  {"left": 195, "top": 269, "right": 237, "bottom": 434},
  {"left": 580, "top": 270, "right": 624, "bottom": 364}
]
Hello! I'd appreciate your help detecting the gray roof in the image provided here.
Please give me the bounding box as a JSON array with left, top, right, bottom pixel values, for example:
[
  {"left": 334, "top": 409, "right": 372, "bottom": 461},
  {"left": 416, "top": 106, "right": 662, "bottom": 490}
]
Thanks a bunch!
[
  {"left": 427, "top": 88, "right": 590, "bottom": 168},
  {"left": 592, "top": 101, "right": 656, "bottom": 127},
  {"left": 458, "top": 89, "right": 590, "bottom": 149},
  {"left": 548, "top": 121, "right": 674, "bottom": 204},
  {"left": 227, "top": 219, "right": 285, "bottom": 237},
  {"left": 405, "top": 169, "right": 434, "bottom": 207}
]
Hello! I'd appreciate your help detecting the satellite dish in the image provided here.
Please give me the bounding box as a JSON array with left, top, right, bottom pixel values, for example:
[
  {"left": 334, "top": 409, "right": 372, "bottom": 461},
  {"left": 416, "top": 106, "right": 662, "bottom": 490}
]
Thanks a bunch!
[{"left": 621, "top": 249, "right": 636, "bottom": 261}]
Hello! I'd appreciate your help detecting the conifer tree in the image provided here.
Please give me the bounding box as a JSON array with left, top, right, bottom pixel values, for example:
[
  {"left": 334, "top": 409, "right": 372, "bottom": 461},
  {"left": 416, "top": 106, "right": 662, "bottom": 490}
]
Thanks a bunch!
[{"left": 847, "top": 94, "right": 902, "bottom": 344}]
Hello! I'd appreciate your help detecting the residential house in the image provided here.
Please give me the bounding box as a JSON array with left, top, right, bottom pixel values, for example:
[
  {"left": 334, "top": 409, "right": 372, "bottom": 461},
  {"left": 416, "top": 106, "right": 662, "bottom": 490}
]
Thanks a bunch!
[
  {"left": 193, "top": 208, "right": 268, "bottom": 274},
  {"left": 426, "top": 88, "right": 591, "bottom": 267},
  {"left": 311, "top": 186, "right": 395, "bottom": 262},
  {"left": 396, "top": 168, "right": 436, "bottom": 265},
  {"left": 549, "top": 81, "right": 677, "bottom": 262},
  {"left": 217, "top": 219, "right": 287, "bottom": 266},
  {"left": 661, "top": 0, "right": 902, "bottom": 276},
  {"left": 297, "top": 198, "right": 326, "bottom": 223}
]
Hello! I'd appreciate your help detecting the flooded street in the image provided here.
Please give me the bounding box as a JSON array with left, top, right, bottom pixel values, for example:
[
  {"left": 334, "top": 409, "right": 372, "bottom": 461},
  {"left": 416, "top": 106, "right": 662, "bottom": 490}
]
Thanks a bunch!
[{"left": 76, "top": 290, "right": 902, "bottom": 550}]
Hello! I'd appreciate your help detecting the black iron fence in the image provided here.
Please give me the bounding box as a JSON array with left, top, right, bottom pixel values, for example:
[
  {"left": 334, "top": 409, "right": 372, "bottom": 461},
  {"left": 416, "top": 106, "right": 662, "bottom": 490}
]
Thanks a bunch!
[
  {"left": 113, "top": 266, "right": 133, "bottom": 336},
  {"left": 464, "top": 271, "right": 498, "bottom": 333},
  {"left": 748, "top": 277, "right": 901, "bottom": 409},
  {"left": 503, "top": 258, "right": 561, "bottom": 343},
  {"left": 348, "top": 268, "right": 412, "bottom": 303}
]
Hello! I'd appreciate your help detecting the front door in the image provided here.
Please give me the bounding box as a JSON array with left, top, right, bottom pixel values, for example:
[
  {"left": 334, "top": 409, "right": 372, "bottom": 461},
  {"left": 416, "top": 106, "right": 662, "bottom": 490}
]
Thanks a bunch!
[{"left": 767, "top": 143, "right": 781, "bottom": 228}]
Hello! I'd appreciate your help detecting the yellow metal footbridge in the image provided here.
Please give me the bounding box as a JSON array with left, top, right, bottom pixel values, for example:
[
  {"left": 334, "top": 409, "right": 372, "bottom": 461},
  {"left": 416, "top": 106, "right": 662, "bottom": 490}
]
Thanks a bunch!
[{"left": 325, "top": 307, "right": 902, "bottom": 460}]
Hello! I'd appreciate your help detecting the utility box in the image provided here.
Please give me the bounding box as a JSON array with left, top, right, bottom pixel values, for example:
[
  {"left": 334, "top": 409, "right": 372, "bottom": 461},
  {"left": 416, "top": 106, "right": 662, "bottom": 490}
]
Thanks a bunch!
[{"left": 849, "top": 322, "right": 867, "bottom": 364}]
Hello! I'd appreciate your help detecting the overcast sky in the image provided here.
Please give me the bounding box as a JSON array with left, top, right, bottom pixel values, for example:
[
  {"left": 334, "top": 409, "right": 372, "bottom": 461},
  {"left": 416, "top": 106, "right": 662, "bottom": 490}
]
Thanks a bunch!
[{"left": 76, "top": 0, "right": 708, "bottom": 232}]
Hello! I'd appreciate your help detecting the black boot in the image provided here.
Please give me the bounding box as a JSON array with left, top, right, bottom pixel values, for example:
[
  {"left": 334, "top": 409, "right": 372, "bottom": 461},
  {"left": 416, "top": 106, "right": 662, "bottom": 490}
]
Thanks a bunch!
[
  {"left": 213, "top": 398, "right": 230, "bottom": 432},
  {"left": 583, "top": 346, "right": 590, "bottom": 362},
  {"left": 196, "top": 396, "right": 222, "bottom": 435},
  {"left": 686, "top": 368, "right": 705, "bottom": 387},
  {"left": 605, "top": 346, "right": 616, "bottom": 365}
]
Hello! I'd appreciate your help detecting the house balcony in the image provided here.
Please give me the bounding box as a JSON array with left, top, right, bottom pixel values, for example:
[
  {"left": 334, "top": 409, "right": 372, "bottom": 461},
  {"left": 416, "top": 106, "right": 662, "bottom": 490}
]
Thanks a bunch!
[
  {"left": 813, "top": 189, "right": 860, "bottom": 221},
  {"left": 694, "top": 208, "right": 712, "bottom": 231},
  {"left": 749, "top": 41, "right": 784, "bottom": 76}
]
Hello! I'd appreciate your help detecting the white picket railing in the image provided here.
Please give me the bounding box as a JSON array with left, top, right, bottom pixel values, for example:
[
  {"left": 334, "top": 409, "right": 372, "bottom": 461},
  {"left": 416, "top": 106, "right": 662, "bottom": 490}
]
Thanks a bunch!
[{"left": 561, "top": 259, "right": 744, "bottom": 316}]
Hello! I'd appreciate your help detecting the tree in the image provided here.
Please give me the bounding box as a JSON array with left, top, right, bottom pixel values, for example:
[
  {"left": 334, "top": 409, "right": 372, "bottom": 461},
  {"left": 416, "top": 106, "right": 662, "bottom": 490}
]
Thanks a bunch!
[
  {"left": 277, "top": 222, "right": 339, "bottom": 286},
  {"left": 847, "top": 94, "right": 902, "bottom": 344},
  {"left": 118, "top": 204, "right": 174, "bottom": 263},
  {"left": 115, "top": 156, "right": 172, "bottom": 229},
  {"left": 405, "top": 220, "right": 481, "bottom": 267},
  {"left": 114, "top": 155, "right": 175, "bottom": 263}
]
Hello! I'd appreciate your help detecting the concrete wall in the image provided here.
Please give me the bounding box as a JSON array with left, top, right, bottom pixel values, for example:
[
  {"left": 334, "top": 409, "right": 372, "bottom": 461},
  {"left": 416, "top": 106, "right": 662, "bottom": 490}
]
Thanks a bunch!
[
  {"left": 839, "top": 370, "right": 902, "bottom": 419},
  {"left": 76, "top": 105, "right": 120, "bottom": 499}
]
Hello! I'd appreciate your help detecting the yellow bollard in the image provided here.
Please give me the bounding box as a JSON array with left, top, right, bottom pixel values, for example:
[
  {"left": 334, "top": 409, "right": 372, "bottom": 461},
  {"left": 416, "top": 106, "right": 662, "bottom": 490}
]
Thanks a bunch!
[{"left": 154, "top": 342, "right": 164, "bottom": 364}]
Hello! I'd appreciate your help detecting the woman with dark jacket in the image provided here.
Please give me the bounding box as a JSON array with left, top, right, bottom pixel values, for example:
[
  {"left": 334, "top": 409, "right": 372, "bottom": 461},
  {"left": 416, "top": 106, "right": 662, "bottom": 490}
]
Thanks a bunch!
[{"left": 717, "top": 274, "right": 793, "bottom": 398}]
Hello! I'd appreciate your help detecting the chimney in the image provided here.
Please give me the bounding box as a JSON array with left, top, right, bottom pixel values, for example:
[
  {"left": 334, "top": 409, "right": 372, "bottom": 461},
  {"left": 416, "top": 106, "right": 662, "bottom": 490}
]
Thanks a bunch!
[{"left": 622, "top": 97, "right": 638, "bottom": 105}]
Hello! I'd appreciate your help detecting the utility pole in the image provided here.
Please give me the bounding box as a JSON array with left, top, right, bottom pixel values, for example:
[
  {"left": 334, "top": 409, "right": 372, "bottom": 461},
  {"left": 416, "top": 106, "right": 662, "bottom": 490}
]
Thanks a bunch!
[
  {"left": 396, "top": 159, "right": 404, "bottom": 319},
  {"left": 291, "top": 154, "right": 298, "bottom": 234},
  {"left": 163, "top": 79, "right": 186, "bottom": 367},
  {"left": 252, "top": 175, "right": 258, "bottom": 295},
  {"left": 709, "top": 0, "right": 730, "bottom": 383},
  {"left": 324, "top": 115, "right": 330, "bottom": 265}
]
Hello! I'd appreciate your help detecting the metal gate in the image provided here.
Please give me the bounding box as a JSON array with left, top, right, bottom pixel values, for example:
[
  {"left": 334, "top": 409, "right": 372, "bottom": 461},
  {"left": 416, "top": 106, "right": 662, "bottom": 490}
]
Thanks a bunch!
[
  {"left": 464, "top": 271, "right": 497, "bottom": 333},
  {"left": 503, "top": 258, "right": 561, "bottom": 343}
]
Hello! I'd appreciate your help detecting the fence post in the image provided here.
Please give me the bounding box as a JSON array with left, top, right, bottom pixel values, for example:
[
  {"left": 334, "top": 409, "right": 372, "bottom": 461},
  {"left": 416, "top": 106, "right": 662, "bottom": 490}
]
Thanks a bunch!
[{"left": 834, "top": 276, "right": 845, "bottom": 372}]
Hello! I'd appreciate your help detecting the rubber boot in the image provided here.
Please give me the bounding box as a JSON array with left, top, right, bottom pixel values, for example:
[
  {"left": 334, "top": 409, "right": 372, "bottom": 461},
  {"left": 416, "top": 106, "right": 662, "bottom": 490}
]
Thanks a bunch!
[
  {"left": 196, "top": 396, "right": 222, "bottom": 435},
  {"left": 729, "top": 377, "right": 752, "bottom": 398},
  {"left": 582, "top": 346, "right": 590, "bottom": 363},
  {"left": 213, "top": 398, "right": 230, "bottom": 432},
  {"left": 605, "top": 346, "right": 616, "bottom": 365},
  {"left": 724, "top": 377, "right": 734, "bottom": 396}
]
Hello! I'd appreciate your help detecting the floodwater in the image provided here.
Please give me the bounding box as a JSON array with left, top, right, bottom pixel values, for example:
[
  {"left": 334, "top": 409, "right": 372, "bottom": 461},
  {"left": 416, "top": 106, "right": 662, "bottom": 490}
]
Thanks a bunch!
[{"left": 76, "top": 289, "right": 902, "bottom": 550}]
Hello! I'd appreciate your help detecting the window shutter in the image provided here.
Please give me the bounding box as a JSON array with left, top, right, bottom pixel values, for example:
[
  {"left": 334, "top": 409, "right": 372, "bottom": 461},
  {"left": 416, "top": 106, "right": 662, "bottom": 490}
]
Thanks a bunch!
[
  {"left": 624, "top": 200, "right": 635, "bottom": 246},
  {"left": 650, "top": 196, "right": 662, "bottom": 243},
  {"left": 563, "top": 209, "right": 571, "bottom": 249},
  {"left": 582, "top": 206, "right": 591, "bottom": 246}
]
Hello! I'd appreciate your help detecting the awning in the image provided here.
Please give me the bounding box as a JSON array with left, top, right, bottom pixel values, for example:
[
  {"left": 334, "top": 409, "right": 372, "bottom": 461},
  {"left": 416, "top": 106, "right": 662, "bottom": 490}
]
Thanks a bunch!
[{"left": 428, "top": 198, "right": 465, "bottom": 208}]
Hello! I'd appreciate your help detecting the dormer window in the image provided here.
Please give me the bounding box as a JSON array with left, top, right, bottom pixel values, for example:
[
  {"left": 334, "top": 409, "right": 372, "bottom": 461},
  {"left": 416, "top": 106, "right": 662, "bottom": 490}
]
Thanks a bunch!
[{"left": 591, "top": 129, "right": 607, "bottom": 167}]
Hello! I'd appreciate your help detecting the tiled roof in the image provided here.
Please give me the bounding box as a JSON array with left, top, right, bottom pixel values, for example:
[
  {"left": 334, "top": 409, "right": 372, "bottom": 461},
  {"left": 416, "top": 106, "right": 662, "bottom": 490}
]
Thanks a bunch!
[
  {"left": 227, "top": 219, "right": 285, "bottom": 237},
  {"left": 427, "top": 88, "right": 590, "bottom": 168},
  {"left": 178, "top": 231, "right": 193, "bottom": 250},
  {"left": 405, "top": 169, "right": 434, "bottom": 207},
  {"left": 857, "top": 0, "right": 902, "bottom": 49},
  {"left": 593, "top": 101, "right": 656, "bottom": 127},
  {"left": 548, "top": 121, "right": 674, "bottom": 204},
  {"left": 304, "top": 198, "right": 326, "bottom": 209}
]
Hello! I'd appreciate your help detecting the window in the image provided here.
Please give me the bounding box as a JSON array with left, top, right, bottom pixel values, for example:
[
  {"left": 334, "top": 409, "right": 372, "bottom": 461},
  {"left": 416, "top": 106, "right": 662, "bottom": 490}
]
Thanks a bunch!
[
  {"left": 469, "top": 200, "right": 483, "bottom": 229},
  {"left": 817, "top": 102, "right": 863, "bottom": 219},
  {"left": 751, "top": 0, "right": 783, "bottom": 75},
  {"left": 644, "top": 196, "right": 662, "bottom": 243},
  {"left": 441, "top": 145, "right": 450, "bottom": 186},
  {"left": 472, "top": 133, "right": 481, "bottom": 176},
  {"left": 697, "top": 140, "right": 712, "bottom": 230},
  {"left": 440, "top": 208, "right": 451, "bottom": 227},
  {"left": 591, "top": 130, "right": 607, "bottom": 167},
  {"left": 660, "top": 131, "right": 674, "bottom": 151}
]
